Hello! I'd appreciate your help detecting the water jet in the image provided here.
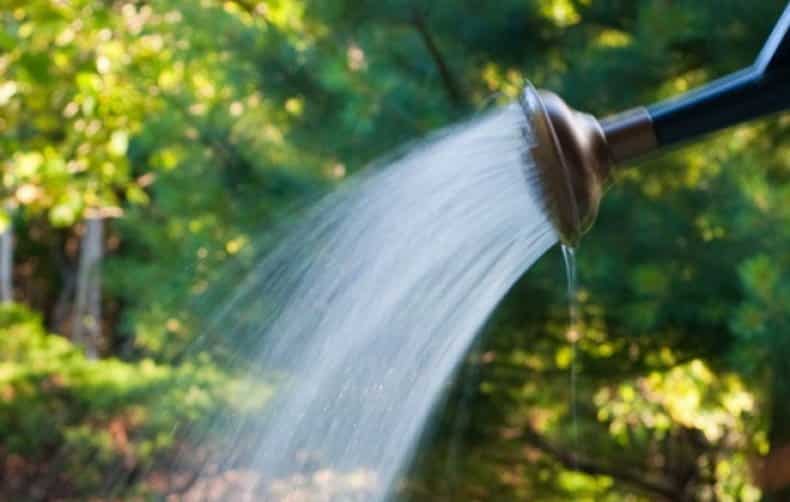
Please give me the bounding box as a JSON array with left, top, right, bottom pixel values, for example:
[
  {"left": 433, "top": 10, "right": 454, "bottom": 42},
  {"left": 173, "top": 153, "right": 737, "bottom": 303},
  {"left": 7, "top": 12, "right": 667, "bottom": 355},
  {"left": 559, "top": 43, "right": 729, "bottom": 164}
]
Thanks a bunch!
[{"left": 180, "top": 7, "right": 790, "bottom": 500}]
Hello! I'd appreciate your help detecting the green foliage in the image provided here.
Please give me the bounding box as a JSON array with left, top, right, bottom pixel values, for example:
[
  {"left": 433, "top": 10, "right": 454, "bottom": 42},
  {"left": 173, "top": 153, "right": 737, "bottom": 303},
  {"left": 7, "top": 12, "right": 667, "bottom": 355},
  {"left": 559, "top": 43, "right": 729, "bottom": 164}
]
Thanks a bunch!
[
  {"left": 1, "top": 0, "right": 789, "bottom": 500},
  {"left": 0, "top": 304, "right": 251, "bottom": 497}
]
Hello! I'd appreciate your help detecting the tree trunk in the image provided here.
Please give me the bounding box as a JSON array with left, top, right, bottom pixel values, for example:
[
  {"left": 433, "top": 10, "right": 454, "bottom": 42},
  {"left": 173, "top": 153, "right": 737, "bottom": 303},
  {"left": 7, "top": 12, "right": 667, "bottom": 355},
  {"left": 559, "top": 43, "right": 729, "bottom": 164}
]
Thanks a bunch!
[
  {"left": 759, "top": 350, "right": 790, "bottom": 501},
  {"left": 0, "top": 217, "right": 12, "bottom": 303},
  {"left": 72, "top": 216, "right": 103, "bottom": 359}
]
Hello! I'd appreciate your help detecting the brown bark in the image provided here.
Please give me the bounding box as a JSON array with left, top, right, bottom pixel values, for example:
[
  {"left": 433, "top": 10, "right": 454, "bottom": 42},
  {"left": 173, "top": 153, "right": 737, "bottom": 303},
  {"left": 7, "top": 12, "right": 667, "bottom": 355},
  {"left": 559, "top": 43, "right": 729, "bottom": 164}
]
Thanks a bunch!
[{"left": 759, "top": 352, "right": 790, "bottom": 501}]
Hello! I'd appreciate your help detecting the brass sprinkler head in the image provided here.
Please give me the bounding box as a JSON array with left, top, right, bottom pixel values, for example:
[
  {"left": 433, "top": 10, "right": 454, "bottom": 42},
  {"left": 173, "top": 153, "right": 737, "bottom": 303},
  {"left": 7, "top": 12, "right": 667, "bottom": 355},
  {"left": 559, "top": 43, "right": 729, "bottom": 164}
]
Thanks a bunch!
[
  {"left": 520, "top": 84, "right": 657, "bottom": 246},
  {"left": 519, "top": 5, "right": 790, "bottom": 245}
]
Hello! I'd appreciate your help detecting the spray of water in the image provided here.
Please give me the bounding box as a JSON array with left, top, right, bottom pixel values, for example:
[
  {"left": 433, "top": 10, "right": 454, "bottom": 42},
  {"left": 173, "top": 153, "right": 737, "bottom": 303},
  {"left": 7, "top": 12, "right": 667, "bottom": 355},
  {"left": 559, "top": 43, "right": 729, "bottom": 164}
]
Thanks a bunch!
[{"left": 179, "top": 102, "right": 558, "bottom": 500}]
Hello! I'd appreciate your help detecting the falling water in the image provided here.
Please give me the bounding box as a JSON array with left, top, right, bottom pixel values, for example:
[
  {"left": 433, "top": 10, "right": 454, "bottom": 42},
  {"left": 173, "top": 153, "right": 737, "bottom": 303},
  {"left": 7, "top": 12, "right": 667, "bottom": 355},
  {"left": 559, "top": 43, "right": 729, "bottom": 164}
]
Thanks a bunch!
[
  {"left": 561, "top": 244, "right": 580, "bottom": 466},
  {"left": 182, "top": 102, "right": 558, "bottom": 500}
]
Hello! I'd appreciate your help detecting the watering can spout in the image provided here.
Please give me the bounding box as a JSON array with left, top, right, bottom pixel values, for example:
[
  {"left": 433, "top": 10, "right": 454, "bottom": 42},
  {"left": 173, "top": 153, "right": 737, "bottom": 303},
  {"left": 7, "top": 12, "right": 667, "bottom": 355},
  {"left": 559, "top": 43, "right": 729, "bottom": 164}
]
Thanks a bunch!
[
  {"left": 526, "top": 3, "right": 790, "bottom": 245},
  {"left": 644, "top": 3, "right": 790, "bottom": 151}
]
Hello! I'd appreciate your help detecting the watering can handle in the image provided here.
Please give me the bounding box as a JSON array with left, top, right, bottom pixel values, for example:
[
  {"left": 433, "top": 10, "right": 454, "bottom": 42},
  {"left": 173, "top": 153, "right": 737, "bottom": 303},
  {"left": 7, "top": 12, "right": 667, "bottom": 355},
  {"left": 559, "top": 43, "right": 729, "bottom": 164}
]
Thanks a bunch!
[{"left": 645, "top": 2, "right": 790, "bottom": 148}]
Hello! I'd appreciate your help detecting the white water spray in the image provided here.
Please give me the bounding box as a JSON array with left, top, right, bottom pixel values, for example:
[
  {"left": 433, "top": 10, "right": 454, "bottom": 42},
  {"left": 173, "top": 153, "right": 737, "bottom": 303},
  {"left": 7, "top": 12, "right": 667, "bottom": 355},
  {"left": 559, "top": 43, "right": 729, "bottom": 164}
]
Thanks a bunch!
[{"left": 182, "top": 102, "right": 558, "bottom": 500}]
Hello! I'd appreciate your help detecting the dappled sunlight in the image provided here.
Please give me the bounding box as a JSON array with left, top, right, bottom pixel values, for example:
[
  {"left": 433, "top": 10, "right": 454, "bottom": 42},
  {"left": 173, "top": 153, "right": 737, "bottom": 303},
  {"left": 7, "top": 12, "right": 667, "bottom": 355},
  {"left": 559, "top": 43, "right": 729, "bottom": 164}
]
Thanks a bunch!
[{"left": 2, "top": 0, "right": 790, "bottom": 500}]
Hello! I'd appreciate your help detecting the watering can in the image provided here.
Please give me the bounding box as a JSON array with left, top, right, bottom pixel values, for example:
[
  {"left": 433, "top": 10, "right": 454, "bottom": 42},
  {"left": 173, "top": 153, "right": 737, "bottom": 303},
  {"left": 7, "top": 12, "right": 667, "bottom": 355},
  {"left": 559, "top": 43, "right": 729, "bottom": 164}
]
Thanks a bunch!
[{"left": 526, "top": 3, "right": 790, "bottom": 245}]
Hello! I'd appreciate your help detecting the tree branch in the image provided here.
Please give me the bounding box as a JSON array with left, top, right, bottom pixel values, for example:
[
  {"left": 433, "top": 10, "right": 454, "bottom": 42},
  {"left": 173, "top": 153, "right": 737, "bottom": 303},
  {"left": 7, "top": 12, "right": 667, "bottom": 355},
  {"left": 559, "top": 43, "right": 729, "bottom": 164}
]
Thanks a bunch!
[
  {"left": 519, "top": 426, "right": 680, "bottom": 500},
  {"left": 410, "top": 10, "right": 466, "bottom": 108}
]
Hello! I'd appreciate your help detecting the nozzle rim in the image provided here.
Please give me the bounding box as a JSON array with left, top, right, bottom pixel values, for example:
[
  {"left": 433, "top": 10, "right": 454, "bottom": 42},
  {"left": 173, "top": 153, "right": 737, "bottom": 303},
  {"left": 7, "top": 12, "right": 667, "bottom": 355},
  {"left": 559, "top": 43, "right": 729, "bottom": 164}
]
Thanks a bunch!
[{"left": 519, "top": 84, "right": 583, "bottom": 246}]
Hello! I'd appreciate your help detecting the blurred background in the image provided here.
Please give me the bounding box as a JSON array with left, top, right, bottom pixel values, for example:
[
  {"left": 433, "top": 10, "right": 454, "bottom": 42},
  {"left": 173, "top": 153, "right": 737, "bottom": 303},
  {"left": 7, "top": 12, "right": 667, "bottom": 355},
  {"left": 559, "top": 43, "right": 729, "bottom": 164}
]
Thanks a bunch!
[{"left": 1, "top": 0, "right": 789, "bottom": 500}]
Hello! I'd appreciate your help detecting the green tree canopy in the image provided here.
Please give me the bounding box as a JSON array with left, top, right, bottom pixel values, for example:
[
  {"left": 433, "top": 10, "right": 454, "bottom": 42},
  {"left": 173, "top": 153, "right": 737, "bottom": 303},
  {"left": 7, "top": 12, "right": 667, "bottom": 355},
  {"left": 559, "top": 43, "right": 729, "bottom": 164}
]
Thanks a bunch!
[{"left": 0, "top": 0, "right": 788, "bottom": 500}]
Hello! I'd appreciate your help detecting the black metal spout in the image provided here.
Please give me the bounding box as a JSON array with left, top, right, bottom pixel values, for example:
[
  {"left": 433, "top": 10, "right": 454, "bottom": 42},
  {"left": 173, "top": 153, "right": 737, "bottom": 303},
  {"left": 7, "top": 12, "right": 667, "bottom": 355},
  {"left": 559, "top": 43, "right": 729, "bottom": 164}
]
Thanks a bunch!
[{"left": 647, "top": 3, "right": 790, "bottom": 148}]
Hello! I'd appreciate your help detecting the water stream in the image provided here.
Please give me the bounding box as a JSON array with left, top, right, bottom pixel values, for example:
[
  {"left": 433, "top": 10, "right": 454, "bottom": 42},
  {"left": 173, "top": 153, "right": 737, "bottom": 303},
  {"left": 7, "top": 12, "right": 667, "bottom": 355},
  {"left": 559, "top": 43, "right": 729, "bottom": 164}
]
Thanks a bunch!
[
  {"left": 182, "top": 103, "right": 559, "bottom": 500},
  {"left": 561, "top": 244, "right": 580, "bottom": 467}
]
